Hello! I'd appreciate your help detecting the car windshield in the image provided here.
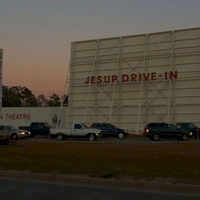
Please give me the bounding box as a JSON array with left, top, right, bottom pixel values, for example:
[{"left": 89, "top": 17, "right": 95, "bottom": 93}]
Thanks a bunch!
[
  {"left": 44, "top": 123, "right": 52, "bottom": 128},
  {"left": 7, "top": 126, "right": 17, "bottom": 131},
  {"left": 82, "top": 123, "right": 88, "bottom": 128},
  {"left": 188, "top": 123, "right": 197, "bottom": 129},
  {"left": 168, "top": 124, "right": 177, "bottom": 130},
  {"left": 107, "top": 123, "right": 116, "bottom": 128}
]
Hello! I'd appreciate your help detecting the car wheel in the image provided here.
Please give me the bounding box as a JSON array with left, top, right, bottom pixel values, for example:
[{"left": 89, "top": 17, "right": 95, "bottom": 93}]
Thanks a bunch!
[
  {"left": 11, "top": 133, "right": 18, "bottom": 140},
  {"left": 153, "top": 134, "right": 160, "bottom": 141},
  {"left": 88, "top": 133, "right": 96, "bottom": 141},
  {"left": 118, "top": 133, "right": 125, "bottom": 139},
  {"left": 57, "top": 133, "right": 64, "bottom": 141},
  {"left": 194, "top": 134, "right": 199, "bottom": 139},
  {"left": 182, "top": 134, "right": 189, "bottom": 141},
  {"left": 48, "top": 135, "right": 52, "bottom": 139},
  {"left": 149, "top": 136, "right": 154, "bottom": 141},
  {"left": 177, "top": 137, "right": 182, "bottom": 141}
]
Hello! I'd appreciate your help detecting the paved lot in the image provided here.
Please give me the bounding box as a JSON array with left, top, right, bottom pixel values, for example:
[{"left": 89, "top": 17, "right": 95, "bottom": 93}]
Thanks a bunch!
[{"left": 0, "top": 170, "right": 200, "bottom": 200}]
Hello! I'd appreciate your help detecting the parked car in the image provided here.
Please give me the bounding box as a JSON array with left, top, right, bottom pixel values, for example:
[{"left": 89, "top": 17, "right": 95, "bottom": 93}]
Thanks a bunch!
[
  {"left": 176, "top": 122, "right": 200, "bottom": 139},
  {"left": 144, "top": 122, "right": 193, "bottom": 141},
  {"left": 49, "top": 122, "right": 102, "bottom": 141},
  {"left": 19, "top": 122, "right": 52, "bottom": 137},
  {"left": 0, "top": 125, "right": 31, "bottom": 140},
  {"left": 90, "top": 123, "right": 129, "bottom": 139}
]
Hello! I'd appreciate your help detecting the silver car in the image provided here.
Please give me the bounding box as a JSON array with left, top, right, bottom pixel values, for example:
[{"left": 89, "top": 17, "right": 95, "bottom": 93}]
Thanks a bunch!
[{"left": 0, "top": 125, "right": 31, "bottom": 140}]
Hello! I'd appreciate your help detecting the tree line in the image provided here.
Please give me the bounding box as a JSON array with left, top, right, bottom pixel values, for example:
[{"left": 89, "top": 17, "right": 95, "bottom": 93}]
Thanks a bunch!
[{"left": 2, "top": 85, "right": 68, "bottom": 107}]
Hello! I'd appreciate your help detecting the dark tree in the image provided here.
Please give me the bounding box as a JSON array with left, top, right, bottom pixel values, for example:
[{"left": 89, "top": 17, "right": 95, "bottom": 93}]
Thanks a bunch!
[
  {"left": 47, "top": 93, "right": 61, "bottom": 107},
  {"left": 37, "top": 94, "right": 48, "bottom": 107},
  {"left": 3, "top": 85, "right": 38, "bottom": 107},
  {"left": 2, "top": 85, "right": 64, "bottom": 107}
]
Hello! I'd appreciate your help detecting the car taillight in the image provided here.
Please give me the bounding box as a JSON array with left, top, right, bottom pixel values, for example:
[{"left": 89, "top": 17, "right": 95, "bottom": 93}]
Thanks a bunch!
[{"left": 145, "top": 129, "right": 149, "bottom": 133}]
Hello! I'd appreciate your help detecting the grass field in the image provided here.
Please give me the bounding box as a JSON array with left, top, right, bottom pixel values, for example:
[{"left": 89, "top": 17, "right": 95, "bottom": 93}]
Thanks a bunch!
[{"left": 0, "top": 139, "right": 200, "bottom": 184}]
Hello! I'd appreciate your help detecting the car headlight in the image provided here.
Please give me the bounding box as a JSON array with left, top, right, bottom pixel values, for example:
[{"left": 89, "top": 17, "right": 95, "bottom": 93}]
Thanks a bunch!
[
  {"left": 189, "top": 132, "right": 193, "bottom": 136},
  {"left": 21, "top": 132, "right": 25, "bottom": 135}
]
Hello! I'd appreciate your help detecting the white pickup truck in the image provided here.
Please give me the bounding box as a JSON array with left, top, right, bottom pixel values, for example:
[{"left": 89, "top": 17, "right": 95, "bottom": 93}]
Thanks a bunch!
[{"left": 49, "top": 123, "right": 102, "bottom": 141}]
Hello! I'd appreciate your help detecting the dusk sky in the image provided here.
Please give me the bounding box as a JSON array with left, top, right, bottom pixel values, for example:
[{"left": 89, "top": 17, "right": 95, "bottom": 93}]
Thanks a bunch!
[{"left": 1, "top": 0, "right": 200, "bottom": 97}]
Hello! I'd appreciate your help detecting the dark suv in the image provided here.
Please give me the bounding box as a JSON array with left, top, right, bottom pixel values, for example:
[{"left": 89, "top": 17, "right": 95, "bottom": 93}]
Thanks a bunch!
[
  {"left": 144, "top": 122, "right": 193, "bottom": 141},
  {"left": 90, "top": 123, "right": 129, "bottom": 139},
  {"left": 176, "top": 123, "right": 200, "bottom": 139}
]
